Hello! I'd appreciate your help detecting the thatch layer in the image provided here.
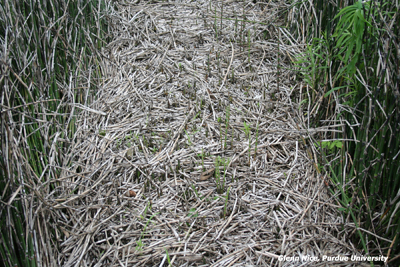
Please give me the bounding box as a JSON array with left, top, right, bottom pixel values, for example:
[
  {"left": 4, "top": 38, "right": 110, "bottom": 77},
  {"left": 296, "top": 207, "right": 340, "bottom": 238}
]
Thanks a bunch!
[{"left": 53, "top": 1, "right": 363, "bottom": 266}]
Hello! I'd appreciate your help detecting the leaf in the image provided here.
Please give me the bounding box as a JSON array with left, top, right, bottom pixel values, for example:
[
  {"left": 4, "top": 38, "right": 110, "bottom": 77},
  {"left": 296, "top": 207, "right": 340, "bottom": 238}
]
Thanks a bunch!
[
  {"left": 320, "top": 142, "right": 328, "bottom": 149},
  {"left": 335, "top": 32, "right": 351, "bottom": 49},
  {"left": 334, "top": 141, "right": 343, "bottom": 149},
  {"left": 338, "top": 207, "right": 348, "bottom": 212},
  {"left": 344, "top": 40, "right": 355, "bottom": 62},
  {"left": 324, "top": 85, "right": 349, "bottom": 97}
]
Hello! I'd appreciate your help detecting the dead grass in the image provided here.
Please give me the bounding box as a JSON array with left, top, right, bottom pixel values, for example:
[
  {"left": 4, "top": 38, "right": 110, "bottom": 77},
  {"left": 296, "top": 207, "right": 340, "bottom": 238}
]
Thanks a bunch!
[{"left": 45, "top": 0, "right": 364, "bottom": 266}]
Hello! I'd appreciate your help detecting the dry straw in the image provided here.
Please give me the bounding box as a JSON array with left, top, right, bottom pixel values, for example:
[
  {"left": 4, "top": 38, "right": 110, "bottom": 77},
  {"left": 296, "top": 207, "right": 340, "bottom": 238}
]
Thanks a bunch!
[{"left": 2, "top": 0, "right": 366, "bottom": 266}]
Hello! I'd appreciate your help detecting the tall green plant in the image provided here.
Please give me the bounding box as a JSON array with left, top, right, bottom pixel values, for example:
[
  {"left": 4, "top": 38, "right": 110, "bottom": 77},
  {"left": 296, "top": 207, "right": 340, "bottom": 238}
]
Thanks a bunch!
[
  {"left": 0, "top": 0, "right": 110, "bottom": 265},
  {"left": 291, "top": 0, "right": 400, "bottom": 264},
  {"left": 332, "top": 0, "right": 371, "bottom": 76},
  {"left": 334, "top": 2, "right": 399, "bottom": 260}
]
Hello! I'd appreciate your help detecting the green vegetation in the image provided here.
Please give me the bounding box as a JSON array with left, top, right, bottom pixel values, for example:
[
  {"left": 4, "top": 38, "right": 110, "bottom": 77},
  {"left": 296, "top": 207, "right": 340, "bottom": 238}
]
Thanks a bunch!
[
  {"left": 165, "top": 248, "right": 172, "bottom": 266},
  {"left": 0, "top": 0, "right": 109, "bottom": 266},
  {"left": 292, "top": 0, "right": 400, "bottom": 265},
  {"left": 136, "top": 211, "right": 159, "bottom": 252},
  {"left": 187, "top": 207, "right": 199, "bottom": 218},
  {"left": 215, "top": 156, "right": 230, "bottom": 194}
]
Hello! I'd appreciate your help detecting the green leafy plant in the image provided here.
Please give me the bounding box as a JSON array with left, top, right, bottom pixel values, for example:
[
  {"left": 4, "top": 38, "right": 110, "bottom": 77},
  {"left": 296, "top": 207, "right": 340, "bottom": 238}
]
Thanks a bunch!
[
  {"left": 192, "top": 184, "right": 201, "bottom": 198},
  {"left": 319, "top": 140, "right": 343, "bottom": 152},
  {"left": 295, "top": 35, "right": 330, "bottom": 100},
  {"left": 332, "top": 0, "right": 372, "bottom": 77}
]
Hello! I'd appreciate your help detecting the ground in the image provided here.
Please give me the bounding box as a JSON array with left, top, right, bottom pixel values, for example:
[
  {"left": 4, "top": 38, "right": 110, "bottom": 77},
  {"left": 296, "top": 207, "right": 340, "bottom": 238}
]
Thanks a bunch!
[{"left": 54, "top": 1, "right": 362, "bottom": 266}]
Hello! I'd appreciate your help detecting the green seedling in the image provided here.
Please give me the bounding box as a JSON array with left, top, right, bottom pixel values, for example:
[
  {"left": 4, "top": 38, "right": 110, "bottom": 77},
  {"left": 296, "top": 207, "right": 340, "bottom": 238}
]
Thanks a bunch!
[
  {"left": 188, "top": 207, "right": 199, "bottom": 218},
  {"left": 215, "top": 156, "right": 222, "bottom": 193},
  {"left": 193, "top": 111, "right": 201, "bottom": 122},
  {"left": 263, "top": 83, "right": 268, "bottom": 100},
  {"left": 136, "top": 239, "right": 144, "bottom": 252},
  {"left": 165, "top": 249, "right": 172, "bottom": 266},
  {"left": 215, "top": 156, "right": 230, "bottom": 194},
  {"left": 139, "top": 201, "right": 151, "bottom": 220},
  {"left": 136, "top": 211, "right": 159, "bottom": 252},
  {"left": 99, "top": 129, "right": 107, "bottom": 136}
]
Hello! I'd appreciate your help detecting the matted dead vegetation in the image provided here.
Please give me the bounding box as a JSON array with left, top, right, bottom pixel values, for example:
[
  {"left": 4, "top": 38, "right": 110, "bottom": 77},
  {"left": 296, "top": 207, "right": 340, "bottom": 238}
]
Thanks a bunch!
[{"left": 52, "top": 1, "right": 364, "bottom": 266}]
